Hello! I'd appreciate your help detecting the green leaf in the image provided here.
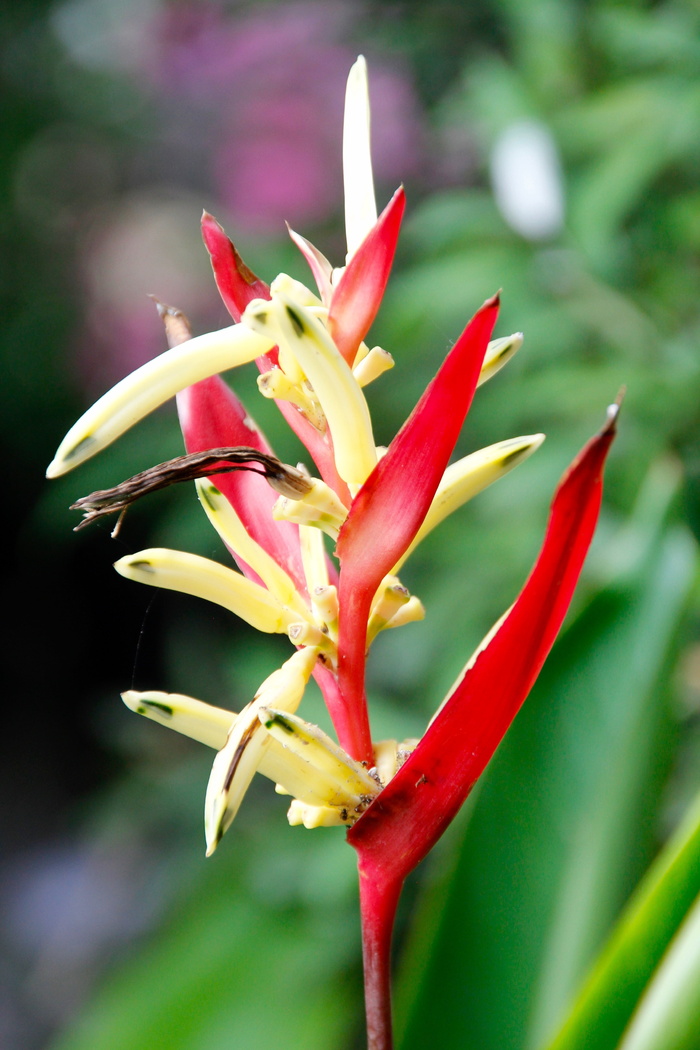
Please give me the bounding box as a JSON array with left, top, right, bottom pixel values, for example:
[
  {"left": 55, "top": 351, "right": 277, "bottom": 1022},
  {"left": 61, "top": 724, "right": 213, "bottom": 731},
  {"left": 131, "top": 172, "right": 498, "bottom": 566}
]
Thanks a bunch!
[
  {"left": 616, "top": 891, "right": 700, "bottom": 1050},
  {"left": 546, "top": 788, "right": 700, "bottom": 1050}
]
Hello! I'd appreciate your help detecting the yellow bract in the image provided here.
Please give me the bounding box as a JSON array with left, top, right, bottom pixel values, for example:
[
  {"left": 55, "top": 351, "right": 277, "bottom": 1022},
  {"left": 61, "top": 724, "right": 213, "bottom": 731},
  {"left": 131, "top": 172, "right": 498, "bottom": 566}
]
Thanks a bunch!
[
  {"left": 114, "top": 548, "right": 303, "bottom": 634},
  {"left": 46, "top": 325, "right": 273, "bottom": 478}
]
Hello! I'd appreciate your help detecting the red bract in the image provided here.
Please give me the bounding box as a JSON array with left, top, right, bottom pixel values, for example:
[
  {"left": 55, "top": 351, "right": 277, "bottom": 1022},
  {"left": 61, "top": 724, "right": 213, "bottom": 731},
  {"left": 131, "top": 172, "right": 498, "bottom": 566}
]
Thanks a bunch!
[
  {"left": 347, "top": 404, "right": 619, "bottom": 1049},
  {"left": 201, "top": 211, "right": 350, "bottom": 501},
  {"left": 200, "top": 210, "right": 270, "bottom": 322},
  {"left": 177, "top": 376, "right": 307, "bottom": 593},
  {"left": 335, "top": 293, "right": 500, "bottom": 763},
  {"left": 328, "top": 186, "right": 406, "bottom": 365}
]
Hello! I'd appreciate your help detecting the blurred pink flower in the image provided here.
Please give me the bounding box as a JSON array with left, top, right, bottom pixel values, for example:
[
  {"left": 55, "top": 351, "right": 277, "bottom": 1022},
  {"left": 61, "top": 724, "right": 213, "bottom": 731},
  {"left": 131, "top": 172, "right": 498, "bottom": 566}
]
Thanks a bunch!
[{"left": 149, "top": 1, "right": 422, "bottom": 231}]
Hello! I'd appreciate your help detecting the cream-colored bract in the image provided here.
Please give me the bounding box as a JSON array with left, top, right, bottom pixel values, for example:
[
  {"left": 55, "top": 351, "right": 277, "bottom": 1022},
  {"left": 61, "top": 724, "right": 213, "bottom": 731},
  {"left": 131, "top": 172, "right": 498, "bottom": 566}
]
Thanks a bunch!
[
  {"left": 195, "top": 480, "right": 307, "bottom": 613},
  {"left": 242, "top": 293, "right": 378, "bottom": 487},
  {"left": 114, "top": 548, "right": 305, "bottom": 634},
  {"left": 46, "top": 325, "right": 272, "bottom": 478},
  {"left": 343, "top": 55, "right": 377, "bottom": 259}
]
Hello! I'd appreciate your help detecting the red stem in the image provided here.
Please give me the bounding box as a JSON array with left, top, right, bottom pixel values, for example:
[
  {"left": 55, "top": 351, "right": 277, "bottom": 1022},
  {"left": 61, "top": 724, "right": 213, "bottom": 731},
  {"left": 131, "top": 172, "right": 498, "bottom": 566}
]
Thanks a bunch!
[
  {"left": 312, "top": 664, "right": 373, "bottom": 764},
  {"left": 356, "top": 853, "right": 404, "bottom": 1050}
]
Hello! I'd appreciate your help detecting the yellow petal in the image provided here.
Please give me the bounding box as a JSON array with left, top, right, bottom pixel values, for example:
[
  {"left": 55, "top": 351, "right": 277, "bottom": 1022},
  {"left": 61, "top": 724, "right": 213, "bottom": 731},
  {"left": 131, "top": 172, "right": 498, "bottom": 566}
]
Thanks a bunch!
[
  {"left": 114, "top": 548, "right": 300, "bottom": 633},
  {"left": 270, "top": 272, "right": 322, "bottom": 308},
  {"left": 366, "top": 576, "right": 411, "bottom": 644},
  {"left": 287, "top": 800, "right": 349, "bottom": 828},
  {"left": 195, "top": 480, "right": 308, "bottom": 615},
  {"left": 245, "top": 294, "right": 377, "bottom": 487},
  {"left": 46, "top": 324, "right": 273, "bottom": 477},
  {"left": 299, "top": 524, "right": 330, "bottom": 596},
  {"left": 120, "top": 678, "right": 333, "bottom": 792},
  {"left": 372, "top": 739, "right": 399, "bottom": 786},
  {"left": 273, "top": 476, "right": 348, "bottom": 540},
  {"left": 259, "top": 706, "right": 378, "bottom": 806},
  {"left": 394, "top": 434, "right": 545, "bottom": 571},
  {"left": 204, "top": 648, "right": 318, "bottom": 854},
  {"left": 353, "top": 346, "right": 394, "bottom": 387},
  {"left": 382, "top": 595, "right": 425, "bottom": 630},
  {"left": 477, "top": 332, "right": 523, "bottom": 387},
  {"left": 122, "top": 690, "right": 235, "bottom": 749}
]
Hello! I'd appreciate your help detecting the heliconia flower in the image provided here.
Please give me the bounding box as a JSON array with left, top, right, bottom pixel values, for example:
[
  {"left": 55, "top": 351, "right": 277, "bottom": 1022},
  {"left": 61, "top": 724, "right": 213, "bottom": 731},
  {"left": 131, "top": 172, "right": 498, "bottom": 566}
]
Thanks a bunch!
[{"left": 48, "top": 55, "right": 619, "bottom": 1050}]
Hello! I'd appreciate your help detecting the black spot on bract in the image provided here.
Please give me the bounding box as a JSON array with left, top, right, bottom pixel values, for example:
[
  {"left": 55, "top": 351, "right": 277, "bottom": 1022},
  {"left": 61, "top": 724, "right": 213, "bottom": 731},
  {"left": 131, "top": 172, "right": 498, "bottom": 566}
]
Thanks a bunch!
[
  {"left": 143, "top": 700, "right": 174, "bottom": 717},
  {"left": 128, "top": 560, "right": 154, "bottom": 572},
  {"left": 285, "top": 305, "right": 306, "bottom": 337}
]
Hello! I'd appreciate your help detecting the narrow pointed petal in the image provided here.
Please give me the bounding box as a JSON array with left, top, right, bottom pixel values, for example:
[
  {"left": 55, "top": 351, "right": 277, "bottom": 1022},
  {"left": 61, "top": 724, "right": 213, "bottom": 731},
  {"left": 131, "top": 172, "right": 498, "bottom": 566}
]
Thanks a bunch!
[
  {"left": 177, "top": 375, "right": 306, "bottom": 592},
  {"left": 120, "top": 684, "right": 334, "bottom": 793},
  {"left": 47, "top": 325, "right": 273, "bottom": 477},
  {"left": 328, "top": 186, "right": 406, "bottom": 366},
  {"left": 353, "top": 346, "right": 394, "bottom": 387},
  {"left": 122, "top": 689, "right": 235, "bottom": 749},
  {"left": 244, "top": 295, "right": 377, "bottom": 487},
  {"left": 205, "top": 648, "right": 317, "bottom": 853},
  {"left": 195, "top": 480, "right": 308, "bottom": 613},
  {"left": 114, "top": 548, "right": 303, "bottom": 633},
  {"left": 287, "top": 225, "right": 333, "bottom": 305},
  {"left": 343, "top": 55, "right": 377, "bottom": 258},
  {"left": 201, "top": 211, "right": 270, "bottom": 322},
  {"left": 259, "top": 706, "right": 378, "bottom": 808},
  {"left": 393, "top": 434, "right": 545, "bottom": 572},
  {"left": 348, "top": 404, "right": 619, "bottom": 882},
  {"left": 337, "top": 294, "right": 499, "bottom": 587},
  {"left": 335, "top": 294, "right": 499, "bottom": 759}
]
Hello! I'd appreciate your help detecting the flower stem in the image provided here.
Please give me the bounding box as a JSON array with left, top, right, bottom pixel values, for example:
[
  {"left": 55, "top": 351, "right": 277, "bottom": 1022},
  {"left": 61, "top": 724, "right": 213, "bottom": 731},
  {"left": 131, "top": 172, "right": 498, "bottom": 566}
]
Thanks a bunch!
[{"left": 356, "top": 854, "right": 403, "bottom": 1050}]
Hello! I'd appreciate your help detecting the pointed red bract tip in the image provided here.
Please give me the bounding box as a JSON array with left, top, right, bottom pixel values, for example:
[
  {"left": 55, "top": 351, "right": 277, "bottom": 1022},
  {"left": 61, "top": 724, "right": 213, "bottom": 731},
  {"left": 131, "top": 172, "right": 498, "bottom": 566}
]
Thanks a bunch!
[
  {"left": 348, "top": 403, "right": 618, "bottom": 884},
  {"left": 328, "top": 186, "right": 406, "bottom": 365},
  {"left": 201, "top": 211, "right": 270, "bottom": 322}
]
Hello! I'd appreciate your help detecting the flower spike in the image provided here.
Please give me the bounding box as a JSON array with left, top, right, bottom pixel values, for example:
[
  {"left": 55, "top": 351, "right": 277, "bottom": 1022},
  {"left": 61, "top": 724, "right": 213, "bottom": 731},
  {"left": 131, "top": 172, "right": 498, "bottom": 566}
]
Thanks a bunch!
[{"left": 47, "top": 55, "right": 623, "bottom": 1050}]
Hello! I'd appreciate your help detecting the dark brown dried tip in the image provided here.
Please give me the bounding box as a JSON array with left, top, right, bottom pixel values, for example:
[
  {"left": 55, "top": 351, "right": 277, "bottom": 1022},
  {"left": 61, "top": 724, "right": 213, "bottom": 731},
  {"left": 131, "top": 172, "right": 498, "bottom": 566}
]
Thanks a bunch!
[
  {"left": 148, "top": 296, "right": 193, "bottom": 348},
  {"left": 70, "top": 447, "right": 313, "bottom": 535}
]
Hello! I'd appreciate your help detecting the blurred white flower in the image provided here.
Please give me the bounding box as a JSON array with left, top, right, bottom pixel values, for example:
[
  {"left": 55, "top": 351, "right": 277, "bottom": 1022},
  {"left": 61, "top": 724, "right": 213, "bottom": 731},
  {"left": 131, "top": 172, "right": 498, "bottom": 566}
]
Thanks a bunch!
[{"left": 490, "top": 119, "right": 565, "bottom": 241}]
